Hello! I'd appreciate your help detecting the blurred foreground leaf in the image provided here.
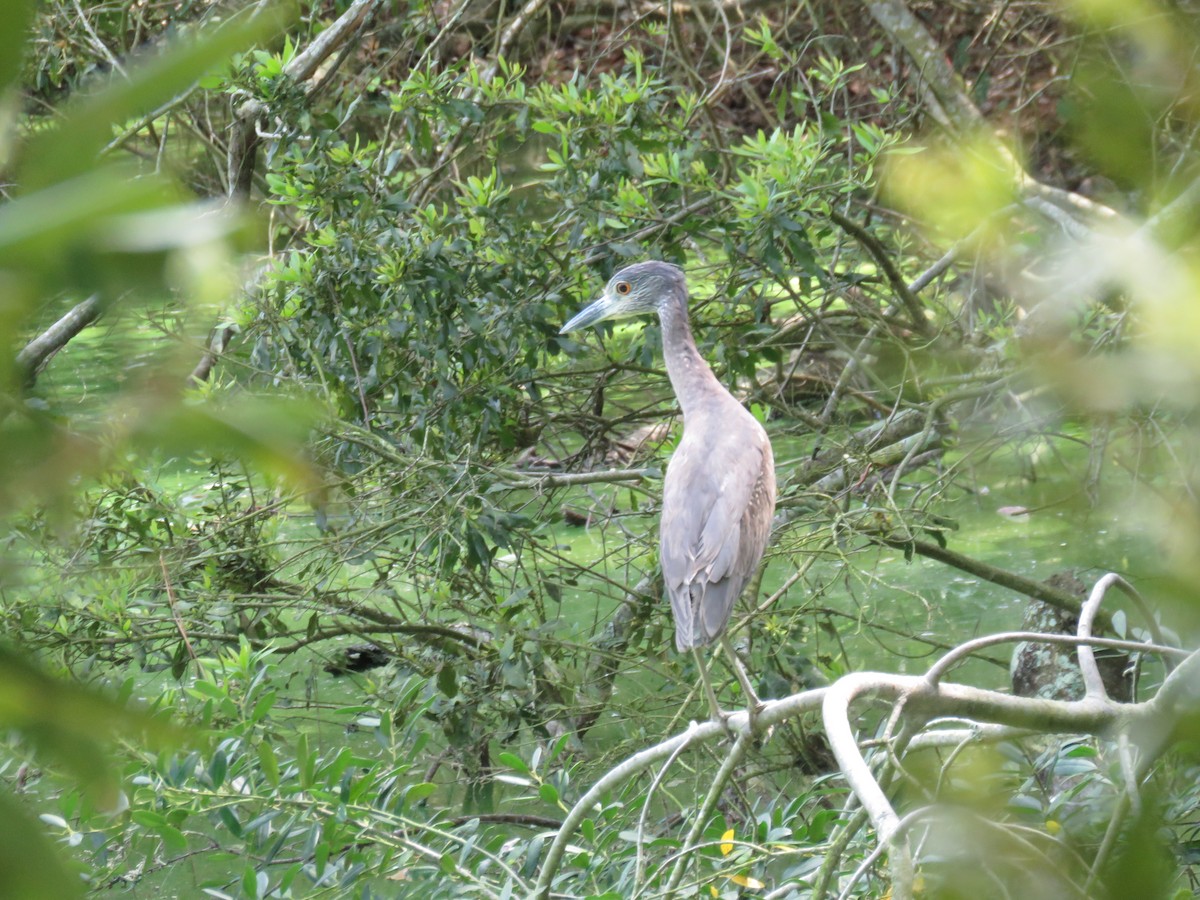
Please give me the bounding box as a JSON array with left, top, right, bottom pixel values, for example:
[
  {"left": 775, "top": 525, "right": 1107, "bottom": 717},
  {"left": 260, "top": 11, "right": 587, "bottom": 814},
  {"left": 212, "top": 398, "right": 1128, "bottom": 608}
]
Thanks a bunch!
[
  {"left": 883, "top": 132, "right": 1020, "bottom": 241},
  {"left": 0, "top": 0, "right": 34, "bottom": 98},
  {"left": 16, "top": 3, "right": 292, "bottom": 192},
  {"left": 0, "top": 644, "right": 181, "bottom": 803},
  {"left": 0, "top": 4, "right": 309, "bottom": 896},
  {"left": 0, "top": 791, "right": 82, "bottom": 900}
]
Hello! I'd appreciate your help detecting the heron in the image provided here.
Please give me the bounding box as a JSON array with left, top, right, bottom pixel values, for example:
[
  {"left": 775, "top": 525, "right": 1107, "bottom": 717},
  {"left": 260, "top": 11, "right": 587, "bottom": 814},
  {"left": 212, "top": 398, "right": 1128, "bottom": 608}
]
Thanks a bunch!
[{"left": 561, "top": 260, "right": 777, "bottom": 723}]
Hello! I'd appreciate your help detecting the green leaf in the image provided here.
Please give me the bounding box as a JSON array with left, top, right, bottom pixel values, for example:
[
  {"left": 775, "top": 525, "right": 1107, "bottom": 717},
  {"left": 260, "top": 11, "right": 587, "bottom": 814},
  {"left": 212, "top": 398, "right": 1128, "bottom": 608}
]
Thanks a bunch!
[
  {"left": 209, "top": 749, "right": 228, "bottom": 788},
  {"left": 497, "top": 751, "right": 531, "bottom": 776},
  {"left": 258, "top": 742, "right": 280, "bottom": 788},
  {"left": 405, "top": 782, "right": 437, "bottom": 804},
  {"left": 297, "top": 733, "right": 313, "bottom": 788},
  {"left": 250, "top": 689, "right": 277, "bottom": 723},
  {"left": 190, "top": 681, "right": 227, "bottom": 701},
  {"left": 242, "top": 863, "right": 262, "bottom": 899},
  {"left": 437, "top": 663, "right": 458, "bottom": 698},
  {"left": 131, "top": 810, "right": 168, "bottom": 828},
  {"left": 218, "top": 806, "right": 243, "bottom": 838},
  {"left": 159, "top": 825, "right": 188, "bottom": 852}
]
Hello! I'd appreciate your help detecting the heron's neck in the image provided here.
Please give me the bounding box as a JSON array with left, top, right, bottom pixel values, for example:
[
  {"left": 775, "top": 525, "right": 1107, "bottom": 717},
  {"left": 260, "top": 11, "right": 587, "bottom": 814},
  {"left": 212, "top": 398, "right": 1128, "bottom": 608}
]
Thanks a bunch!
[{"left": 658, "top": 294, "right": 724, "bottom": 419}]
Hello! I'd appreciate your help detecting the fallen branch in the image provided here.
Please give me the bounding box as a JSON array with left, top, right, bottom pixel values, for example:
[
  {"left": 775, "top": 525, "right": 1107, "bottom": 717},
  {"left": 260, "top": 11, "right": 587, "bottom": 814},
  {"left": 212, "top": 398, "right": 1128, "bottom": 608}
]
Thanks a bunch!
[
  {"left": 15, "top": 294, "right": 103, "bottom": 388},
  {"left": 187, "top": 322, "right": 237, "bottom": 385},
  {"left": 876, "top": 536, "right": 1112, "bottom": 631}
]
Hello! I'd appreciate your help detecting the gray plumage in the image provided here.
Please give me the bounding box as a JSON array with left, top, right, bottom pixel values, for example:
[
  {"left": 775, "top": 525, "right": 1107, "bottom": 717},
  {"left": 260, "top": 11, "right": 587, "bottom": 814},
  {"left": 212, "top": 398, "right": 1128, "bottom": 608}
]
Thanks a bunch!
[{"left": 561, "top": 261, "right": 776, "bottom": 655}]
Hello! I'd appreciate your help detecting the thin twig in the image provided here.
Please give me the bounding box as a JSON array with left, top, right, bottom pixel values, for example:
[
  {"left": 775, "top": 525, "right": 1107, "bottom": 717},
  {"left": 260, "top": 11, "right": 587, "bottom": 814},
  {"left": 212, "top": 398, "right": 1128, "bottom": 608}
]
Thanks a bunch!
[
  {"left": 828, "top": 209, "right": 931, "bottom": 337},
  {"left": 635, "top": 721, "right": 701, "bottom": 890},
  {"left": 663, "top": 729, "right": 754, "bottom": 894},
  {"left": 160, "top": 553, "right": 199, "bottom": 666}
]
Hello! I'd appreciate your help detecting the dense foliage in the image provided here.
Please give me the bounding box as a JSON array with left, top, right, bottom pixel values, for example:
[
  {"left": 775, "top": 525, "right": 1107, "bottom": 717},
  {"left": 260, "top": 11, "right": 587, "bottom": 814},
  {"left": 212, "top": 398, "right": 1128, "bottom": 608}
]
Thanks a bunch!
[{"left": 4, "top": 0, "right": 1200, "bottom": 898}]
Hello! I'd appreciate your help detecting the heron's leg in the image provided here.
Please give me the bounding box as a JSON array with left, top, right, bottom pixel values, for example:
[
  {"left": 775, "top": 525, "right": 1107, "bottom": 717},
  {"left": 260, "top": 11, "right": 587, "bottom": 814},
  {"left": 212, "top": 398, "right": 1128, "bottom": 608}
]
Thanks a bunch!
[
  {"left": 692, "top": 647, "right": 726, "bottom": 722},
  {"left": 720, "top": 635, "right": 762, "bottom": 719}
]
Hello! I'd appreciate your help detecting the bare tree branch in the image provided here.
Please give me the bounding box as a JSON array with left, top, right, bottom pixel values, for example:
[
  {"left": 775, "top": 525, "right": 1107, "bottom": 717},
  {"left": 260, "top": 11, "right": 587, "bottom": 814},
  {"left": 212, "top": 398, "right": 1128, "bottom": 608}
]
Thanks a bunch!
[
  {"left": 15, "top": 294, "right": 103, "bottom": 388},
  {"left": 877, "top": 536, "right": 1112, "bottom": 630},
  {"left": 187, "top": 322, "right": 236, "bottom": 385},
  {"left": 533, "top": 572, "right": 1190, "bottom": 899},
  {"left": 863, "top": 0, "right": 1121, "bottom": 225}
]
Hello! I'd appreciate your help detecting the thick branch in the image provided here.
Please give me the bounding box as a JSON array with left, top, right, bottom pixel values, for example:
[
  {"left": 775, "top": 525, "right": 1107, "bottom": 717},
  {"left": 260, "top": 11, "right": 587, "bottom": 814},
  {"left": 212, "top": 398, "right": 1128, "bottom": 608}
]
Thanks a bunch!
[
  {"left": 15, "top": 294, "right": 104, "bottom": 389},
  {"left": 273, "top": 619, "right": 485, "bottom": 656},
  {"left": 536, "top": 570, "right": 1185, "bottom": 898},
  {"left": 484, "top": 0, "right": 553, "bottom": 80},
  {"left": 924, "top": 630, "right": 1183, "bottom": 687},
  {"left": 495, "top": 467, "right": 653, "bottom": 489},
  {"left": 878, "top": 536, "right": 1112, "bottom": 631},
  {"left": 287, "top": 0, "right": 379, "bottom": 84},
  {"left": 863, "top": 0, "right": 1120, "bottom": 225},
  {"left": 187, "top": 323, "right": 236, "bottom": 385},
  {"left": 798, "top": 408, "right": 927, "bottom": 485},
  {"left": 823, "top": 673, "right": 907, "bottom": 842},
  {"left": 861, "top": 0, "right": 984, "bottom": 133},
  {"left": 811, "top": 429, "right": 942, "bottom": 495},
  {"left": 533, "top": 643, "right": 1183, "bottom": 899},
  {"left": 227, "top": 0, "right": 382, "bottom": 200}
]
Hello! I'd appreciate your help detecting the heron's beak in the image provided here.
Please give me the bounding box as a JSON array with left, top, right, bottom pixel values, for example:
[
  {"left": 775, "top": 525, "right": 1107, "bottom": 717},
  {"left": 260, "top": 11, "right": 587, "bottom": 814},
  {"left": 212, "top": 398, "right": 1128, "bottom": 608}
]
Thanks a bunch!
[{"left": 560, "top": 294, "right": 615, "bottom": 334}]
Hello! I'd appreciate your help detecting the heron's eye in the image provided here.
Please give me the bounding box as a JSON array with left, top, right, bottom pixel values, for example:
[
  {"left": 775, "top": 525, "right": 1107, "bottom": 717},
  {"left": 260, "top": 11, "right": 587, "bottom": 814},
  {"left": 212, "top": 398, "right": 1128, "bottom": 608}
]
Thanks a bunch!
[{"left": 616, "top": 281, "right": 631, "bottom": 295}]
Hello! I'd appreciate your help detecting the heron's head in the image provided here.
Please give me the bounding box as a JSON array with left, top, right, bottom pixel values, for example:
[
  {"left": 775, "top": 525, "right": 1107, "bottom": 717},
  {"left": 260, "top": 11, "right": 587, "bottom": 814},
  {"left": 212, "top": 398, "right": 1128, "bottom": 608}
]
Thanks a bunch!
[{"left": 560, "top": 261, "right": 685, "bottom": 334}]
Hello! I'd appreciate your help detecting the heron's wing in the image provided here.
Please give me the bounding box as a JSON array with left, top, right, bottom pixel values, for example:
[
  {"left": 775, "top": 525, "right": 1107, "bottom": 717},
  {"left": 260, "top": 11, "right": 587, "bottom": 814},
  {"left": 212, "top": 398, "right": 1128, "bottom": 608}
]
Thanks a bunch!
[{"left": 661, "top": 409, "right": 776, "bottom": 650}]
